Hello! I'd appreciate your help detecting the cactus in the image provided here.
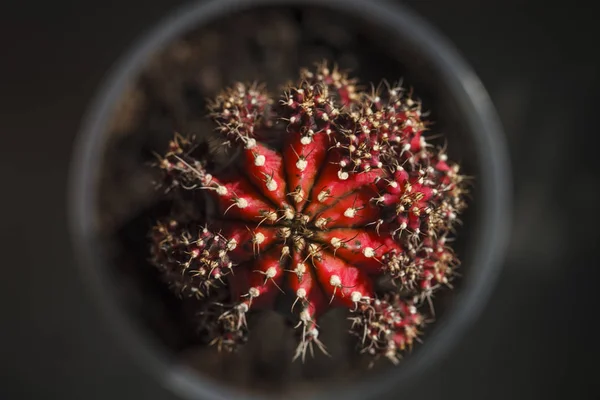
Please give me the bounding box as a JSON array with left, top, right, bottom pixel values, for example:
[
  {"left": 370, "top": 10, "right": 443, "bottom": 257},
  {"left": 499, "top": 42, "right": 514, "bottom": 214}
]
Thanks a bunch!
[{"left": 150, "top": 62, "right": 468, "bottom": 365}]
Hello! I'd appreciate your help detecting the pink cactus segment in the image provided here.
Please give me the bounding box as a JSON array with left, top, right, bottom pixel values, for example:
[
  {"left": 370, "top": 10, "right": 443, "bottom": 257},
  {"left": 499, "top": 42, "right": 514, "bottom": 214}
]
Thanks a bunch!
[
  {"left": 204, "top": 174, "right": 277, "bottom": 222},
  {"left": 311, "top": 251, "right": 374, "bottom": 308},
  {"left": 241, "top": 139, "right": 288, "bottom": 205},
  {"left": 397, "top": 178, "right": 435, "bottom": 233},
  {"left": 409, "top": 130, "right": 424, "bottom": 153},
  {"left": 283, "top": 130, "right": 330, "bottom": 210},
  {"left": 304, "top": 152, "right": 384, "bottom": 215},
  {"left": 217, "top": 224, "right": 279, "bottom": 264},
  {"left": 312, "top": 184, "right": 380, "bottom": 229},
  {"left": 287, "top": 250, "right": 311, "bottom": 291},
  {"left": 288, "top": 250, "right": 329, "bottom": 319},
  {"left": 375, "top": 168, "right": 409, "bottom": 196},
  {"left": 229, "top": 248, "right": 285, "bottom": 310},
  {"left": 315, "top": 228, "right": 402, "bottom": 274},
  {"left": 369, "top": 187, "right": 403, "bottom": 208},
  {"left": 434, "top": 152, "right": 451, "bottom": 173}
]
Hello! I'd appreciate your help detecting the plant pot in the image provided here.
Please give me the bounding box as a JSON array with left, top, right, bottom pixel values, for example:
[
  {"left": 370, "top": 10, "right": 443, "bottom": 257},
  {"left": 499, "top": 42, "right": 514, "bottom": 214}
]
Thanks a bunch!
[{"left": 68, "top": 0, "right": 511, "bottom": 399}]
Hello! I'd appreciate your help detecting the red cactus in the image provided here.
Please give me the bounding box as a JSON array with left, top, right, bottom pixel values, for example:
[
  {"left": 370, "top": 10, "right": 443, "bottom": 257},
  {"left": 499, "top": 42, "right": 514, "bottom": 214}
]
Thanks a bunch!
[{"left": 150, "top": 62, "right": 468, "bottom": 365}]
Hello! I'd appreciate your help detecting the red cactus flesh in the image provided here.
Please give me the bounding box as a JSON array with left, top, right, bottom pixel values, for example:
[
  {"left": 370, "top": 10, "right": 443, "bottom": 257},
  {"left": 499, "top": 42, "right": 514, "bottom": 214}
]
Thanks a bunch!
[{"left": 150, "top": 62, "right": 468, "bottom": 365}]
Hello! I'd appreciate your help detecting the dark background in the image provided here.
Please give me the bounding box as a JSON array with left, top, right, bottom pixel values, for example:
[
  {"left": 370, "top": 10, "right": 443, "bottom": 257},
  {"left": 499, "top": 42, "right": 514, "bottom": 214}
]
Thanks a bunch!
[{"left": 1, "top": 0, "right": 599, "bottom": 399}]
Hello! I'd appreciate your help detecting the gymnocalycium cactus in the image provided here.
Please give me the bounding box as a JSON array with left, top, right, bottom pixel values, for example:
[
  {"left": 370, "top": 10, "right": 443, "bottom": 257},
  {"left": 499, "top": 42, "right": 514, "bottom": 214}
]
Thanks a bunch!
[{"left": 150, "top": 62, "right": 468, "bottom": 365}]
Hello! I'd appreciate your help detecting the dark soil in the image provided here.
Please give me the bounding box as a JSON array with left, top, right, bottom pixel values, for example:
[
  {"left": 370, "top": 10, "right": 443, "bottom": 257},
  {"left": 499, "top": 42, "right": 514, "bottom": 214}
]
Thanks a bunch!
[{"left": 96, "top": 5, "right": 475, "bottom": 397}]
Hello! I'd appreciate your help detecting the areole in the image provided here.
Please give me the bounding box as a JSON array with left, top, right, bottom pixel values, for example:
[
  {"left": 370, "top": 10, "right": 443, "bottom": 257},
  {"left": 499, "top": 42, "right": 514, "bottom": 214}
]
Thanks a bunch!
[{"left": 68, "top": 1, "right": 511, "bottom": 399}]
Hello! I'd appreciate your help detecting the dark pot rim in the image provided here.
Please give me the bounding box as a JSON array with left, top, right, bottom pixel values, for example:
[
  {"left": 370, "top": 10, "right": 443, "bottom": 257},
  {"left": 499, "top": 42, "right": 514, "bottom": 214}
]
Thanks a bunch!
[{"left": 68, "top": 0, "right": 512, "bottom": 399}]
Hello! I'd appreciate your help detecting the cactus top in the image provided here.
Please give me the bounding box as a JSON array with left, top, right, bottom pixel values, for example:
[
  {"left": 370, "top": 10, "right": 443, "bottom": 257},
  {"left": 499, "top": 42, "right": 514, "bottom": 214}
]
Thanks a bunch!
[{"left": 151, "top": 63, "right": 467, "bottom": 365}]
